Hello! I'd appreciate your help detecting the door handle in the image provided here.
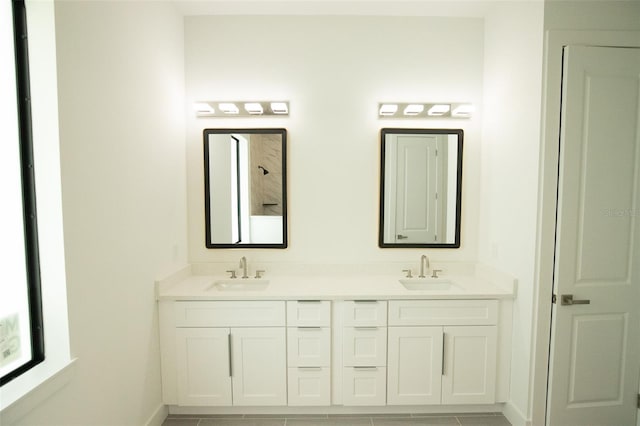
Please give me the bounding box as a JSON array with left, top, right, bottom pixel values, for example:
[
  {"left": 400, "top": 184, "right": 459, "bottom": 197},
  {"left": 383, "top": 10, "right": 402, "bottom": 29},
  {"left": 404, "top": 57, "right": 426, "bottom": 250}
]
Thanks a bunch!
[
  {"left": 397, "top": 234, "right": 408, "bottom": 239},
  {"left": 560, "top": 294, "right": 590, "bottom": 306}
]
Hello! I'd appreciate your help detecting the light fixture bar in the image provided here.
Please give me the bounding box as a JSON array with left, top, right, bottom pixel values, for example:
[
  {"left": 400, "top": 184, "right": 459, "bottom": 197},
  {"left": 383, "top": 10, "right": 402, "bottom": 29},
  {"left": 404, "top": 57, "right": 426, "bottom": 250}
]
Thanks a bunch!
[
  {"left": 194, "top": 101, "right": 289, "bottom": 117},
  {"left": 378, "top": 102, "right": 473, "bottom": 119}
]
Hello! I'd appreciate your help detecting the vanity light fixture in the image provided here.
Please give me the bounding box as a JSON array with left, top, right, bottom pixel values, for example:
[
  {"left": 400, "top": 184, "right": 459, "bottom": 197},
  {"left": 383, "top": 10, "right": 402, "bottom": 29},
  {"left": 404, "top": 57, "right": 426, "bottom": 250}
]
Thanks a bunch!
[
  {"left": 427, "top": 104, "right": 451, "bottom": 116},
  {"left": 194, "top": 101, "right": 289, "bottom": 117},
  {"left": 378, "top": 102, "right": 473, "bottom": 119},
  {"left": 270, "top": 102, "right": 288, "bottom": 114},
  {"left": 244, "top": 103, "right": 264, "bottom": 115},
  {"left": 219, "top": 103, "right": 240, "bottom": 114},
  {"left": 379, "top": 104, "right": 398, "bottom": 116},
  {"left": 403, "top": 104, "right": 424, "bottom": 116},
  {"left": 452, "top": 104, "right": 475, "bottom": 117},
  {"left": 194, "top": 102, "right": 214, "bottom": 115}
]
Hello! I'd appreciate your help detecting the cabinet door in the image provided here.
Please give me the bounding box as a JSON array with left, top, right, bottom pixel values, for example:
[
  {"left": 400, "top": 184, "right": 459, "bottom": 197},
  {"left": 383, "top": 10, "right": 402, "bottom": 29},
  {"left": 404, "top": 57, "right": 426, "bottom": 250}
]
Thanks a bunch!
[
  {"left": 231, "top": 327, "right": 287, "bottom": 406},
  {"left": 387, "top": 326, "right": 443, "bottom": 405},
  {"left": 442, "top": 326, "right": 497, "bottom": 404},
  {"left": 176, "top": 328, "right": 232, "bottom": 406}
]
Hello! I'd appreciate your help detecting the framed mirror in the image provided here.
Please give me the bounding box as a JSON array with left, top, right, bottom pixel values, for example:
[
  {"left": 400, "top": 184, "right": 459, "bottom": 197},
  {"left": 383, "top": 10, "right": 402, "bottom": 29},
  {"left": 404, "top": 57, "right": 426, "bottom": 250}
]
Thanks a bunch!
[
  {"left": 379, "top": 128, "right": 463, "bottom": 248},
  {"left": 204, "top": 128, "right": 287, "bottom": 248}
]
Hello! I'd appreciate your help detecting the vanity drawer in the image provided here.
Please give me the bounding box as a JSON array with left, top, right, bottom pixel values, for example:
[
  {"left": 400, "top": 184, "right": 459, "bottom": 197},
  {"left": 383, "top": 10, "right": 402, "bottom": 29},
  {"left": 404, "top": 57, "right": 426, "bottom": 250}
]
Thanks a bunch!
[
  {"left": 343, "top": 326, "right": 387, "bottom": 367},
  {"left": 286, "top": 300, "right": 331, "bottom": 327},
  {"left": 287, "top": 367, "right": 331, "bottom": 406},
  {"left": 343, "top": 300, "right": 387, "bottom": 326},
  {"left": 287, "top": 327, "right": 331, "bottom": 367},
  {"left": 388, "top": 300, "right": 498, "bottom": 326},
  {"left": 174, "top": 301, "right": 285, "bottom": 327},
  {"left": 342, "top": 366, "right": 387, "bottom": 406}
]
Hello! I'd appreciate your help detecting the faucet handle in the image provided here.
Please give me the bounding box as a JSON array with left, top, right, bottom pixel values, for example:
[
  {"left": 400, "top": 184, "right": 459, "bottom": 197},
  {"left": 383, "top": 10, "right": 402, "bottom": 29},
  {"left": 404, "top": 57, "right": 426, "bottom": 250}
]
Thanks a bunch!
[
  {"left": 402, "top": 269, "right": 413, "bottom": 278},
  {"left": 226, "top": 270, "right": 237, "bottom": 279},
  {"left": 431, "top": 269, "right": 442, "bottom": 279},
  {"left": 255, "top": 270, "right": 265, "bottom": 279}
]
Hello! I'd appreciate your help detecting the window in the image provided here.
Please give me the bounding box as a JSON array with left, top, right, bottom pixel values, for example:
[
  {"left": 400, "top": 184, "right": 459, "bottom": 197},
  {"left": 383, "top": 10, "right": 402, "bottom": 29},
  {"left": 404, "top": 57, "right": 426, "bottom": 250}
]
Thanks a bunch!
[{"left": 0, "top": 0, "right": 45, "bottom": 386}]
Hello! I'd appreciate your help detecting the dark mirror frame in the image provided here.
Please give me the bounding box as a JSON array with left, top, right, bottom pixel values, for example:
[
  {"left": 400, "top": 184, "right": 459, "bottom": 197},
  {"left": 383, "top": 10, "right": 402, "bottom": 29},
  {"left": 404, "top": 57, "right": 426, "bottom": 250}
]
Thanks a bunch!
[
  {"left": 379, "top": 128, "right": 463, "bottom": 248},
  {"left": 204, "top": 128, "right": 288, "bottom": 249}
]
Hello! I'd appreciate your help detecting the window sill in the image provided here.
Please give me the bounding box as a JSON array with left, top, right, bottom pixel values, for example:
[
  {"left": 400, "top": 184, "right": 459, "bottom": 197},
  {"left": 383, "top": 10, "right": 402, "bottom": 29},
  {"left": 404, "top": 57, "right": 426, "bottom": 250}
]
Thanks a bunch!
[{"left": 0, "top": 358, "right": 77, "bottom": 424}]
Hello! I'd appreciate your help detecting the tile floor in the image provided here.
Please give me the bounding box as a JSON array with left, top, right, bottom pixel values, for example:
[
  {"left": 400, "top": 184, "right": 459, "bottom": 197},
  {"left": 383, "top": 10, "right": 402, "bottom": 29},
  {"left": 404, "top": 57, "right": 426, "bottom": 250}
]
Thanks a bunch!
[{"left": 162, "top": 413, "right": 512, "bottom": 426}]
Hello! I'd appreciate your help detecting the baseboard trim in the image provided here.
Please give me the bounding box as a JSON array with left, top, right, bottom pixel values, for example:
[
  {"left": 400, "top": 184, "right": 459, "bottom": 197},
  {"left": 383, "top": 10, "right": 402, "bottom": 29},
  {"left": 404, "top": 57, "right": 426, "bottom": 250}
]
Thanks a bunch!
[
  {"left": 145, "top": 404, "right": 168, "bottom": 426},
  {"left": 503, "top": 401, "right": 531, "bottom": 426}
]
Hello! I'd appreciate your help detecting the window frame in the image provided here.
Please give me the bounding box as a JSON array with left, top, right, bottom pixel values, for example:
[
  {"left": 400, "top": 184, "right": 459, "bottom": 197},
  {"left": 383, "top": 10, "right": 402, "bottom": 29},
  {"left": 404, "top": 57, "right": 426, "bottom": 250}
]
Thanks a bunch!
[{"left": 1, "top": 0, "right": 45, "bottom": 387}]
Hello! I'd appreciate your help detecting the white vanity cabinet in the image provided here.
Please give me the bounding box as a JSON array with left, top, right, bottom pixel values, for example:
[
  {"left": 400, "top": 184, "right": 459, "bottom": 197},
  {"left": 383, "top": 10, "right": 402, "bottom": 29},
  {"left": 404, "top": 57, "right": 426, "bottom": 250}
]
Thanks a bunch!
[
  {"left": 286, "top": 301, "right": 331, "bottom": 406},
  {"left": 387, "top": 300, "right": 498, "bottom": 405},
  {"left": 158, "top": 289, "right": 512, "bottom": 413},
  {"left": 170, "top": 301, "right": 287, "bottom": 406},
  {"left": 342, "top": 300, "right": 388, "bottom": 406}
]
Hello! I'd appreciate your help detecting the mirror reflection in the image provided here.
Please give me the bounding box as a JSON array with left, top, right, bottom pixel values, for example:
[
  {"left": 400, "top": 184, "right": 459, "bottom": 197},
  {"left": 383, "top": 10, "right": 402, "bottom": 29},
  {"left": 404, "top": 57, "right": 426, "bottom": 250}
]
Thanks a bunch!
[
  {"left": 379, "top": 128, "right": 463, "bottom": 248},
  {"left": 204, "top": 128, "right": 287, "bottom": 248}
]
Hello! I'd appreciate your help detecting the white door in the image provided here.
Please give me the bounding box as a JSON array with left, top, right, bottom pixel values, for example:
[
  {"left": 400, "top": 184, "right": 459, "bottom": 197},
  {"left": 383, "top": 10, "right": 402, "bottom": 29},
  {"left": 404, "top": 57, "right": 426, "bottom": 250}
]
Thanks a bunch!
[
  {"left": 548, "top": 45, "right": 640, "bottom": 425},
  {"left": 231, "top": 327, "right": 287, "bottom": 406},
  {"left": 394, "top": 135, "right": 444, "bottom": 243},
  {"left": 387, "top": 326, "right": 443, "bottom": 405},
  {"left": 176, "top": 328, "right": 232, "bottom": 406},
  {"left": 441, "top": 326, "right": 497, "bottom": 405}
]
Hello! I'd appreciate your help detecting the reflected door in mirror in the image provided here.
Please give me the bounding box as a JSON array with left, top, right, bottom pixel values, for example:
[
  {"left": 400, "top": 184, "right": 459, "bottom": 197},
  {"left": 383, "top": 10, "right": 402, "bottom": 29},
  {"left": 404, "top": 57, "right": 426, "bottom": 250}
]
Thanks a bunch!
[
  {"left": 204, "top": 129, "right": 287, "bottom": 248},
  {"left": 379, "top": 129, "right": 462, "bottom": 248}
]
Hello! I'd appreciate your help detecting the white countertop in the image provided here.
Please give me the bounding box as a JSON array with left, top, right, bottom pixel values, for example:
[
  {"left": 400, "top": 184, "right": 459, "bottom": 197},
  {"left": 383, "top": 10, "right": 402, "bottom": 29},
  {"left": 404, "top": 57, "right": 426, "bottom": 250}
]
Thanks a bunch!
[{"left": 156, "top": 268, "right": 516, "bottom": 301}]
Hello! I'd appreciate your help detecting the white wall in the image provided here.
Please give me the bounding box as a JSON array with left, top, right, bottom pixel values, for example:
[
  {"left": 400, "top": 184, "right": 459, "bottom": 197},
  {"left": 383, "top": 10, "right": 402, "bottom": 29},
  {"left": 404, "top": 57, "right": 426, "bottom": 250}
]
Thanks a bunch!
[
  {"left": 13, "top": 1, "right": 188, "bottom": 425},
  {"left": 478, "top": 2, "right": 544, "bottom": 425},
  {"left": 185, "top": 15, "right": 484, "bottom": 265}
]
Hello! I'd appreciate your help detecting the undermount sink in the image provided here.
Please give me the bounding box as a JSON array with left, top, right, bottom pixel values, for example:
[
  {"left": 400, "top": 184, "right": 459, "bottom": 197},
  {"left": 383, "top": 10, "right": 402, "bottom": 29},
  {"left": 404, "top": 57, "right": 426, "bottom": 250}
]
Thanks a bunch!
[
  {"left": 208, "top": 279, "right": 270, "bottom": 291},
  {"left": 399, "top": 278, "right": 460, "bottom": 291}
]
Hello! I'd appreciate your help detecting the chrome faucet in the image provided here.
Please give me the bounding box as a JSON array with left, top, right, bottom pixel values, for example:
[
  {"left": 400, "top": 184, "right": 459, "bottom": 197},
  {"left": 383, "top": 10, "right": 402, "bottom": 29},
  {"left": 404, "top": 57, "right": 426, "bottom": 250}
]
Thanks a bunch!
[
  {"left": 419, "top": 254, "right": 430, "bottom": 278},
  {"left": 239, "top": 256, "right": 249, "bottom": 278}
]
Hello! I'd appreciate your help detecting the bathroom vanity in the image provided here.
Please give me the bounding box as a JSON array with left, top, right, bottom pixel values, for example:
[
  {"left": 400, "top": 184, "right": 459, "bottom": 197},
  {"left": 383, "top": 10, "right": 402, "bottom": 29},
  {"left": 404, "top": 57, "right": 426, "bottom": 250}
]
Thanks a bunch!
[{"left": 156, "top": 263, "right": 515, "bottom": 415}]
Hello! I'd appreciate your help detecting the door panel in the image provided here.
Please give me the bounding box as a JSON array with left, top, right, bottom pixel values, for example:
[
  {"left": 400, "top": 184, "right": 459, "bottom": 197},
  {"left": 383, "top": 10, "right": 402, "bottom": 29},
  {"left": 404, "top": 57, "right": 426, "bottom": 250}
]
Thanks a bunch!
[
  {"left": 387, "top": 326, "right": 443, "bottom": 405},
  {"left": 442, "top": 326, "right": 497, "bottom": 405},
  {"left": 231, "top": 327, "right": 287, "bottom": 406},
  {"left": 394, "top": 135, "right": 443, "bottom": 243},
  {"left": 567, "top": 314, "right": 627, "bottom": 406},
  {"left": 176, "top": 328, "right": 231, "bottom": 406},
  {"left": 548, "top": 45, "right": 640, "bottom": 425},
  {"left": 574, "top": 70, "right": 637, "bottom": 283}
]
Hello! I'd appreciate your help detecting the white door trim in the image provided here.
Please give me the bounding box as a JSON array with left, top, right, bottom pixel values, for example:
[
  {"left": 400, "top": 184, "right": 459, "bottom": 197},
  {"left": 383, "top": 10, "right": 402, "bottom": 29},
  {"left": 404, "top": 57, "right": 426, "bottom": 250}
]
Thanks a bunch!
[{"left": 532, "top": 29, "right": 640, "bottom": 426}]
